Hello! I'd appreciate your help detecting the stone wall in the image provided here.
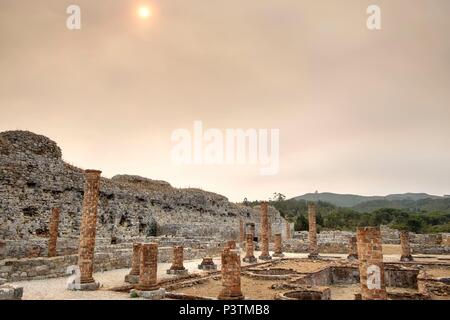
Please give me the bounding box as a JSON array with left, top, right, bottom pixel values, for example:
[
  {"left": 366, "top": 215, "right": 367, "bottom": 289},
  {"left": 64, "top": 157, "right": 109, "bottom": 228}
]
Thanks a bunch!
[{"left": 0, "top": 131, "right": 287, "bottom": 255}]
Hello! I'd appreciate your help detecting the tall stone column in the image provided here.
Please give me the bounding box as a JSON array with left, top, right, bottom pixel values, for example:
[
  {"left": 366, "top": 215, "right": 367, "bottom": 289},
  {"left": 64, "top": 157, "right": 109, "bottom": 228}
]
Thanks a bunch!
[
  {"left": 125, "top": 243, "right": 141, "bottom": 283},
  {"left": 76, "top": 169, "right": 101, "bottom": 290},
  {"left": 167, "top": 246, "right": 188, "bottom": 275},
  {"left": 356, "top": 227, "right": 387, "bottom": 300},
  {"left": 48, "top": 207, "right": 60, "bottom": 257},
  {"left": 258, "top": 202, "right": 272, "bottom": 260},
  {"left": 243, "top": 233, "right": 257, "bottom": 263},
  {"left": 218, "top": 247, "right": 244, "bottom": 300},
  {"left": 132, "top": 243, "right": 165, "bottom": 299},
  {"left": 347, "top": 236, "right": 358, "bottom": 260},
  {"left": 308, "top": 202, "right": 319, "bottom": 259},
  {"left": 285, "top": 221, "right": 291, "bottom": 240},
  {"left": 273, "top": 233, "right": 284, "bottom": 257},
  {"left": 400, "top": 231, "right": 413, "bottom": 262}
]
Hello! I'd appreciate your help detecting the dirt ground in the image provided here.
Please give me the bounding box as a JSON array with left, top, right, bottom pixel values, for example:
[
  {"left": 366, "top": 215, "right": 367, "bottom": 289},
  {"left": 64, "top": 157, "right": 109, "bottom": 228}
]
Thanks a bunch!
[{"left": 268, "top": 259, "right": 330, "bottom": 273}]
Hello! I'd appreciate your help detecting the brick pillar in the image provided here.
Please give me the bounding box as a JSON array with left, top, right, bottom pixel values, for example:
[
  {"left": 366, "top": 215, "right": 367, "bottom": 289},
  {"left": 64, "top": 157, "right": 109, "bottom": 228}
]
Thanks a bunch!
[
  {"left": 285, "top": 221, "right": 291, "bottom": 240},
  {"left": 400, "top": 231, "right": 413, "bottom": 262},
  {"left": 218, "top": 247, "right": 244, "bottom": 300},
  {"left": 125, "top": 243, "right": 141, "bottom": 283},
  {"left": 239, "top": 219, "right": 245, "bottom": 243},
  {"left": 77, "top": 169, "right": 101, "bottom": 290},
  {"left": 167, "top": 246, "right": 188, "bottom": 275},
  {"left": 137, "top": 243, "right": 159, "bottom": 291},
  {"left": 356, "top": 227, "right": 387, "bottom": 300},
  {"left": 48, "top": 207, "right": 60, "bottom": 257},
  {"left": 258, "top": 202, "right": 272, "bottom": 260},
  {"left": 308, "top": 202, "right": 319, "bottom": 259},
  {"left": 347, "top": 236, "right": 358, "bottom": 260},
  {"left": 243, "top": 233, "right": 257, "bottom": 263},
  {"left": 273, "top": 233, "right": 284, "bottom": 257}
]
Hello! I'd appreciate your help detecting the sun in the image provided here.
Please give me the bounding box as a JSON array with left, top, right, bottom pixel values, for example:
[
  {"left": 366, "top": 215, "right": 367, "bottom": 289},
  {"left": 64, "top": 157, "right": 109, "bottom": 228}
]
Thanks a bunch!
[{"left": 138, "top": 6, "right": 151, "bottom": 19}]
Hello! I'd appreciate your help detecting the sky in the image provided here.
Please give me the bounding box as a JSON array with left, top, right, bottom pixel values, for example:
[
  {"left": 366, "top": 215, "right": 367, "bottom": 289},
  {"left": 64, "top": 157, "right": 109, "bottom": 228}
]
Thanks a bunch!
[{"left": 1, "top": 0, "right": 449, "bottom": 202}]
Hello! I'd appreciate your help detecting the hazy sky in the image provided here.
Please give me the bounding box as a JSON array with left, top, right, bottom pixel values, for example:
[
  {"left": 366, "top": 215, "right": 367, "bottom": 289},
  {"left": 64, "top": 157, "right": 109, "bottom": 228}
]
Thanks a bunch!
[{"left": 1, "top": 0, "right": 449, "bottom": 201}]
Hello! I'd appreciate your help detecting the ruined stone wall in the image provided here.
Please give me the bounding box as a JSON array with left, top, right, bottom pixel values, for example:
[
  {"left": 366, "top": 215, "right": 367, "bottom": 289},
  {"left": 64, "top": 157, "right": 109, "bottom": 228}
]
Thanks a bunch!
[{"left": 0, "top": 131, "right": 287, "bottom": 255}]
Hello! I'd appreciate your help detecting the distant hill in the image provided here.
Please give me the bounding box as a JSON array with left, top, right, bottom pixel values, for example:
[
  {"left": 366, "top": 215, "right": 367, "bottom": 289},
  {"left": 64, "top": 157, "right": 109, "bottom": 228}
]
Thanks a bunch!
[{"left": 292, "top": 192, "right": 442, "bottom": 208}]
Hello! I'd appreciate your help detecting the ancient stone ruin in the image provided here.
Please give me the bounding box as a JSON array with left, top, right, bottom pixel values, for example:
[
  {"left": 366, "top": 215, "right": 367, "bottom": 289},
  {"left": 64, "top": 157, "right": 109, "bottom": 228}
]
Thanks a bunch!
[{"left": 1, "top": 130, "right": 449, "bottom": 300}]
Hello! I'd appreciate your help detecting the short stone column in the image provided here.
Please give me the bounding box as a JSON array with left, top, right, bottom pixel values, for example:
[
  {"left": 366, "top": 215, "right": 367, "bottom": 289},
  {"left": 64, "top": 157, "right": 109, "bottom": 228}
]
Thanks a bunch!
[
  {"left": 239, "top": 219, "right": 245, "bottom": 243},
  {"left": 356, "top": 227, "right": 387, "bottom": 300},
  {"left": 285, "top": 221, "right": 291, "bottom": 240},
  {"left": 273, "top": 233, "right": 284, "bottom": 257},
  {"left": 308, "top": 202, "right": 319, "bottom": 259},
  {"left": 125, "top": 243, "right": 141, "bottom": 283},
  {"left": 347, "top": 236, "right": 358, "bottom": 260},
  {"left": 74, "top": 169, "right": 101, "bottom": 291},
  {"left": 198, "top": 257, "right": 217, "bottom": 270},
  {"left": 243, "top": 233, "right": 257, "bottom": 263},
  {"left": 218, "top": 247, "right": 244, "bottom": 300},
  {"left": 167, "top": 246, "right": 188, "bottom": 275},
  {"left": 131, "top": 243, "right": 165, "bottom": 299},
  {"left": 258, "top": 202, "right": 272, "bottom": 260},
  {"left": 48, "top": 207, "right": 60, "bottom": 257},
  {"left": 400, "top": 231, "right": 413, "bottom": 262},
  {"left": 246, "top": 223, "right": 255, "bottom": 239}
]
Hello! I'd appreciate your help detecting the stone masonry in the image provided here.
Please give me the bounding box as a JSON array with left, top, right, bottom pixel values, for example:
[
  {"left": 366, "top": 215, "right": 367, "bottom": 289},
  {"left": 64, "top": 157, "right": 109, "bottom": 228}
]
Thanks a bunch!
[
  {"left": 47, "top": 207, "right": 60, "bottom": 257},
  {"left": 125, "top": 242, "right": 141, "bottom": 284},
  {"left": 308, "top": 202, "right": 319, "bottom": 259},
  {"left": 243, "top": 233, "right": 257, "bottom": 263},
  {"left": 218, "top": 247, "right": 244, "bottom": 300},
  {"left": 356, "top": 227, "right": 387, "bottom": 300},
  {"left": 167, "top": 246, "right": 187, "bottom": 275},
  {"left": 75, "top": 170, "right": 101, "bottom": 291},
  {"left": 273, "top": 233, "right": 284, "bottom": 257},
  {"left": 258, "top": 202, "right": 272, "bottom": 260},
  {"left": 400, "top": 231, "right": 413, "bottom": 262}
]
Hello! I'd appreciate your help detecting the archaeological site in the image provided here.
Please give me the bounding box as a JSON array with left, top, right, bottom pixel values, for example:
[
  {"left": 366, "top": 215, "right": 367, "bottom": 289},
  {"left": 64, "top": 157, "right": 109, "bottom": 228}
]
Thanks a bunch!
[{"left": 0, "top": 130, "right": 449, "bottom": 301}]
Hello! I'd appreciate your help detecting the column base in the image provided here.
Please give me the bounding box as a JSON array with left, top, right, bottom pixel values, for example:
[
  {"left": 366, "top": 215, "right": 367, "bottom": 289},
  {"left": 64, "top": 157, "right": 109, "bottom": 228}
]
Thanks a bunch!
[
  {"left": 166, "top": 268, "right": 188, "bottom": 275},
  {"left": 68, "top": 281, "right": 100, "bottom": 291},
  {"left": 273, "top": 253, "right": 285, "bottom": 258},
  {"left": 400, "top": 255, "right": 414, "bottom": 262},
  {"left": 347, "top": 254, "right": 358, "bottom": 260},
  {"left": 130, "top": 288, "right": 165, "bottom": 300},
  {"left": 243, "top": 256, "right": 257, "bottom": 263},
  {"left": 218, "top": 294, "right": 245, "bottom": 300},
  {"left": 258, "top": 254, "right": 272, "bottom": 261},
  {"left": 124, "top": 274, "right": 140, "bottom": 284},
  {"left": 198, "top": 264, "right": 217, "bottom": 271}
]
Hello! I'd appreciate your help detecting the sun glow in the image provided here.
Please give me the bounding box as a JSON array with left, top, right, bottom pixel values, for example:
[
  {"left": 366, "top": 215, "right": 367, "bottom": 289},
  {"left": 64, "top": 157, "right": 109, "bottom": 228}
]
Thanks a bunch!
[{"left": 138, "top": 6, "right": 151, "bottom": 19}]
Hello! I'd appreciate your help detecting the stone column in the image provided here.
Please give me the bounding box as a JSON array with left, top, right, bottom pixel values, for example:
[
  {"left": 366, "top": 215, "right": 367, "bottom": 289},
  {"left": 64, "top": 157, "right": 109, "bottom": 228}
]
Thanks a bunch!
[
  {"left": 400, "top": 231, "right": 413, "bottom": 262},
  {"left": 218, "top": 247, "right": 244, "bottom": 300},
  {"left": 48, "top": 207, "right": 60, "bottom": 257},
  {"left": 268, "top": 215, "right": 272, "bottom": 243},
  {"left": 258, "top": 202, "right": 272, "bottom": 260},
  {"left": 125, "top": 243, "right": 141, "bottom": 283},
  {"left": 285, "top": 221, "right": 291, "bottom": 240},
  {"left": 76, "top": 169, "right": 101, "bottom": 290},
  {"left": 246, "top": 223, "right": 255, "bottom": 239},
  {"left": 243, "top": 233, "right": 257, "bottom": 263},
  {"left": 347, "top": 236, "right": 358, "bottom": 260},
  {"left": 167, "top": 246, "right": 188, "bottom": 275},
  {"left": 131, "top": 243, "right": 165, "bottom": 299},
  {"left": 273, "top": 233, "right": 284, "bottom": 257},
  {"left": 239, "top": 219, "right": 245, "bottom": 243},
  {"left": 308, "top": 202, "right": 319, "bottom": 259},
  {"left": 356, "top": 227, "right": 387, "bottom": 300}
]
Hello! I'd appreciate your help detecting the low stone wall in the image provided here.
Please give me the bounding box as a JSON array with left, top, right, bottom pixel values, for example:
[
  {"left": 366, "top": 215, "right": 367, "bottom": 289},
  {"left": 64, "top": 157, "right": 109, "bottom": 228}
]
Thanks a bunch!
[{"left": 0, "top": 244, "right": 221, "bottom": 282}]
